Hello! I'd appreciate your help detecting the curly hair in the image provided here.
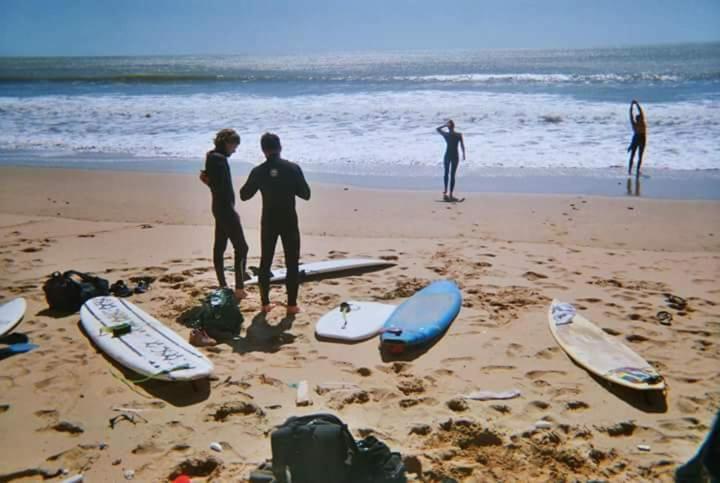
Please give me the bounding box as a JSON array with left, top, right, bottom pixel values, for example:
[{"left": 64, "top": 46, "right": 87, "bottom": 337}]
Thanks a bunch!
[{"left": 214, "top": 128, "right": 240, "bottom": 148}]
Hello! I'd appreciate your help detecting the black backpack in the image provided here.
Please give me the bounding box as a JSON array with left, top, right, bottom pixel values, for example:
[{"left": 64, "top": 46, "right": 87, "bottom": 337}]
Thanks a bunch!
[
  {"left": 43, "top": 270, "right": 110, "bottom": 313},
  {"left": 191, "top": 288, "right": 243, "bottom": 338},
  {"left": 270, "top": 413, "right": 406, "bottom": 483}
]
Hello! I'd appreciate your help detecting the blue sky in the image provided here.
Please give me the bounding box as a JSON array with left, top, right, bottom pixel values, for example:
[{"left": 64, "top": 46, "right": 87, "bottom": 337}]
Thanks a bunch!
[{"left": 1, "top": 0, "right": 719, "bottom": 56}]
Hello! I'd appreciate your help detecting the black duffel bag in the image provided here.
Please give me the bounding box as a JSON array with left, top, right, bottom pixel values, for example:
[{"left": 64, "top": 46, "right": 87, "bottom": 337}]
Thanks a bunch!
[
  {"left": 43, "top": 270, "right": 110, "bottom": 312},
  {"left": 270, "top": 413, "right": 406, "bottom": 483}
]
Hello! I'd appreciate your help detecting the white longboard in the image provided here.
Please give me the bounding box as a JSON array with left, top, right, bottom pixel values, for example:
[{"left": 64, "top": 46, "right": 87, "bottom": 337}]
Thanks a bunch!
[
  {"left": 0, "top": 298, "right": 26, "bottom": 338},
  {"left": 245, "top": 258, "right": 394, "bottom": 285},
  {"left": 548, "top": 300, "right": 665, "bottom": 391},
  {"left": 81, "top": 297, "right": 213, "bottom": 381},
  {"left": 316, "top": 301, "right": 397, "bottom": 342}
]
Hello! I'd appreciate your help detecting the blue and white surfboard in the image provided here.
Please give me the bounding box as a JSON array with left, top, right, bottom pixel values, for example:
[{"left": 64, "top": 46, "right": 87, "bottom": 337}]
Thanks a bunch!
[{"left": 380, "top": 280, "right": 462, "bottom": 354}]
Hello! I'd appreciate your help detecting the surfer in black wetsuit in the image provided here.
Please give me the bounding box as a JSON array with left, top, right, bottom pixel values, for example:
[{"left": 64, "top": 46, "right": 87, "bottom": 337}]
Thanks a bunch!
[
  {"left": 436, "top": 120, "right": 466, "bottom": 201},
  {"left": 199, "top": 128, "right": 249, "bottom": 301},
  {"left": 240, "top": 132, "right": 311, "bottom": 315}
]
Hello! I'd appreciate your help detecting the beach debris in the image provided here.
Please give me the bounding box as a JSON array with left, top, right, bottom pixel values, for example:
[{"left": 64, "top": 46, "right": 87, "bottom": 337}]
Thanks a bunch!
[
  {"left": 316, "top": 382, "right": 362, "bottom": 395},
  {"left": 112, "top": 459, "right": 122, "bottom": 466},
  {"left": 296, "top": 380, "right": 312, "bottom": 406},
  {"left": 463, "top": 389, "right": 521, "bottom": 401},
  {"left": 0, "top": 403, "right": 9, "bottom": 413},
  {"left": 447, "top": 397, "right": 469, "bottom": 412},
  {"left": 62, "top": 475, "right": 84, "bottom": 483},
  {"left": 534, "top": 421, "right": 553, "bottom": 429},
  {"left": 171, "top": 476, "right": 193, "bottom": 483},
  {"left": 209, "top": 400, "right": 264, "bottom": 421},
  {"left": 637, "top": 444, "right": 651, "bottom": 452},
  {"left": 664, "top": 293, "right": 687, "bottom": 311},
  {"left": 123, "top": 469, "right": 135, "bottom": 480},
  {"left": 109, "top": 408, "right": 148, "bottom": 429},
  {"left": 656, "top": 311, "right": 673, "bottom": 325},
  {"left": 209, "top": 442, "right": 223, "bottom": 453}
]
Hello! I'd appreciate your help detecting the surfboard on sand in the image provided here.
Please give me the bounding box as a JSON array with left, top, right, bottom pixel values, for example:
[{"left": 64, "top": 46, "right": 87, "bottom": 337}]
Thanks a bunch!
[
  {"left": 548, "top": 299, "right": 665, "bottom": 391},
  {"left": 245, "top": 258, "right": 395, "bottom": 285},
  {"left": 316, "top": 301, "right": 397, "bottom": 342},
  {"left": 80, "top": 297, "right": 213, "bottom": 381},
  {"left": 0, "top": 298, "right": 26, "bottom": 338},
  {"left": 380, "top": 280, "right": 462, "bottom": 354}
]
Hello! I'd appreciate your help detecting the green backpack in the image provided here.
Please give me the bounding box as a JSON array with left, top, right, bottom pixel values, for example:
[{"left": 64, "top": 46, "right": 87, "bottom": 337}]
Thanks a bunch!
[{"left": 192, "top": 288, "right": 243, "bottom": 337}]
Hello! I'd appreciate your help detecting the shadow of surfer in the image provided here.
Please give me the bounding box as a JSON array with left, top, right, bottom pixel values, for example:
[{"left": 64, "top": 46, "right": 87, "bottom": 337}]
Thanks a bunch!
[{"left": 226, "top": 312, "right": 297, "bottom": 355}]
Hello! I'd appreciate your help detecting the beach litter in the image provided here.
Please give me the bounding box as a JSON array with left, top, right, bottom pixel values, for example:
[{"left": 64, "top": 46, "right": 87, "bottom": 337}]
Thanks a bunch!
[{"left": 463, "top": 389, "right": 521, "bottom": 401}]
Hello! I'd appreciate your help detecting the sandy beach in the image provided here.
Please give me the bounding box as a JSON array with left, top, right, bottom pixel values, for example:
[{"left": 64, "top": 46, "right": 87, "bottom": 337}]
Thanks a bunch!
[{"left": 0, "top": 165, "right": 719, "bottom": 482}]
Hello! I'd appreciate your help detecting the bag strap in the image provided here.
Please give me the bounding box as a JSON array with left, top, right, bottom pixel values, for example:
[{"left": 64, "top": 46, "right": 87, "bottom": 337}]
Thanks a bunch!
[{"left": 63, "top": 270, "right": 98, "bottom": 283}]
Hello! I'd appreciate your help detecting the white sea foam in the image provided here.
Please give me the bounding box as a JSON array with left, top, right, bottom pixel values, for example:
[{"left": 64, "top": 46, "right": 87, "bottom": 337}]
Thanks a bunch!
[{"left": 0, "top": 90, "right": 718, "bottom": 172}]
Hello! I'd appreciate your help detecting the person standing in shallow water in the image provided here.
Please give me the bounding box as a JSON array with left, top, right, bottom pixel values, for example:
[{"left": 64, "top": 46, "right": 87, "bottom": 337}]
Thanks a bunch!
[
  {"left": 436, "top": 120, "right": 466, "bottom": 201},
  {"left": 240, "top": 133, "right": 311, "bottom": 316},
  {"left": 627, "top": 99, "right": 647, "bottom": 176},
  {"left": 199, "top": 128, "right": 250, "bottom": 301}
]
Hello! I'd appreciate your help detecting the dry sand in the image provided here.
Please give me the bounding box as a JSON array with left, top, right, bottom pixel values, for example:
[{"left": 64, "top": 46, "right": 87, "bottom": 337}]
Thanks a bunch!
[{"left": 0, "top": 166, "right": 718, "bottom": 482}]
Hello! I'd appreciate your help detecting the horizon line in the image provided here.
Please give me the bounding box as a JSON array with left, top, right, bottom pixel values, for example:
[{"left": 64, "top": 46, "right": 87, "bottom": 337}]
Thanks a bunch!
[{"left": 1, "top": 40, "right": 718, "bottom": 59}]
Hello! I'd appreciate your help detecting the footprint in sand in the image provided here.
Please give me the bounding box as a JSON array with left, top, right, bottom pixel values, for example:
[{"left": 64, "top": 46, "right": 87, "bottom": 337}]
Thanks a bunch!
[
  {"left": 625, "top": 334, "right": 650, "bottom": 343},
  {"left": 505, "top": 343, "right": 524, "bottom": 357},
  {"left": 676, "top": 396, "right": 702, "bottom": 414},
  {"left": 523, "top": 271, "right": 548, "bottom": 281},
  {"left": 549, "top": 387, "right": 581, "bottom": 398},
  {"left": 481, "top": 365, "right": 516, "bottom": 373},
  {"left": 658, "top": 417, "right": 703, "bottom": 432},
  {"left": 565, "top": 400, "right": 590, "bottom": 411},
  {"left": 528, "top": 400, "right": 550, "bottom": 410},
  {"left": 534, "top": 347, "right": 560, "bottom": 359},
  {"left": 399, "top": 397, "right": 438, "bottom": 408},
  {"left": 525, "top": 370, "right": 567, "bottom": 380}
]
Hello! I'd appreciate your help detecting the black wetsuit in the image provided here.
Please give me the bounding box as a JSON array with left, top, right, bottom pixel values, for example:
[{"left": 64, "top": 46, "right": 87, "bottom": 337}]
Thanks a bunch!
[
  {"left": 240, "top": 154, "right": 311, "bottom": 306},
  {"left": 205, "top": 149, "right": 249, "bottom": 289},
  {"left": 440, "top": 130, "right": 462, "bottom": 193}
]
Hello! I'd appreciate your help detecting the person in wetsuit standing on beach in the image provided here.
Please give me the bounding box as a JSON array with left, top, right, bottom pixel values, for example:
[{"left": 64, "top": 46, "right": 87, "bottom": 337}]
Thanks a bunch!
[
  {"left": 436, "top": 120, "right": 466, "bottom": 201},
  {"left": 240, "top": 133, "right": 311, "bottom": 316},
  {"left": 627, "top": 99, "right": 647, "bottom": 176},
  {"left": 199, "top": 128, "right": 249, "bottom": 301}
]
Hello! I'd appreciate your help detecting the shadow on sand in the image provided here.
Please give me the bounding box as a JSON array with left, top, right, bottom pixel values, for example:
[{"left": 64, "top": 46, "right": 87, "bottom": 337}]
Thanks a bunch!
[
  {"left": 580, "top": 362, "right": 668, "bottom": 413},
  {"left": 77, "top": 321, "right": 211, "bottom": 407},
  {"left": 225, "top": 312, "right": 297, "bottom": 355}
]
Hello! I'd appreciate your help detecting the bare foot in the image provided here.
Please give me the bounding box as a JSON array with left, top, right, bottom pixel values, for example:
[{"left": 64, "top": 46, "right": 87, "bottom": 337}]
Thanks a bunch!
[
  {"left": 286, "top": 305, "right": 301, "bottom": 315},
  {"left": 234, "top": 288, "right": 248, "bottom": 300},
  {"left": 261, "top": 304, "right": 275, "bottom": 313}
]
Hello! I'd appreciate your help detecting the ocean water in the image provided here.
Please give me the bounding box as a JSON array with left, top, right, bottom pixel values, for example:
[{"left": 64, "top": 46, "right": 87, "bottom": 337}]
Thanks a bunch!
[{"left": 0, "top": 43, "right": 719, "bottom": 175}]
